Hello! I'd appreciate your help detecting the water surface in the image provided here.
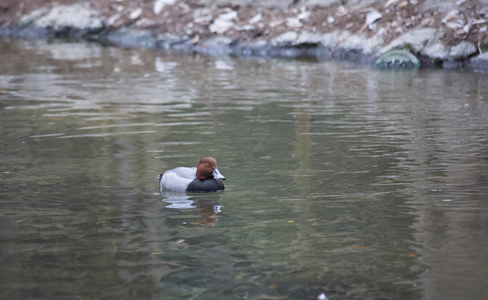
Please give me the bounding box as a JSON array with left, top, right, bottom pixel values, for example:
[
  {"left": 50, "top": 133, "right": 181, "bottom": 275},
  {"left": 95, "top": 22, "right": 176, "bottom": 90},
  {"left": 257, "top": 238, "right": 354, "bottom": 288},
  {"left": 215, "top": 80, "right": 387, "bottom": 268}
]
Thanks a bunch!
[{"left": 1, "top": 39, "right": 488, "bottom": 299}]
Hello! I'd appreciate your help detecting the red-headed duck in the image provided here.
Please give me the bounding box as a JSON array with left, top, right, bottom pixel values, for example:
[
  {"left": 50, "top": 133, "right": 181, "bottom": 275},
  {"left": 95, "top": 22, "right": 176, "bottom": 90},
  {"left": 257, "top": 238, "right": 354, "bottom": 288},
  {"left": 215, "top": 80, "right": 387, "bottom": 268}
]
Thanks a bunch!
[{"left": 158, "top": 157, "right": 226, "bottom": 193}]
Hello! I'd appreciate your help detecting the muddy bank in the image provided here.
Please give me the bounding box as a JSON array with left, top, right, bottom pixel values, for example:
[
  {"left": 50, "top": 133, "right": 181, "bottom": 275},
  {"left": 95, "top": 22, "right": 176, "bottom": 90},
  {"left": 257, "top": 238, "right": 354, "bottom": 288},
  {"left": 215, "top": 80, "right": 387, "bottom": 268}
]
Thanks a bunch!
[{"left": 1, "top": 0, "right": 487, "bottom": 69}]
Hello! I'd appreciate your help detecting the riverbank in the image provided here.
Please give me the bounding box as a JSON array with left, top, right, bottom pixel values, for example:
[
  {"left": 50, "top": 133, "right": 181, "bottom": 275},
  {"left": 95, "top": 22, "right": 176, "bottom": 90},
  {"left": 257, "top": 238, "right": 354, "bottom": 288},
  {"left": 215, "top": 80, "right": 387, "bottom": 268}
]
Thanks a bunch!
[{"left": 1, "top": 0, "right": 487, "bottom": 69}]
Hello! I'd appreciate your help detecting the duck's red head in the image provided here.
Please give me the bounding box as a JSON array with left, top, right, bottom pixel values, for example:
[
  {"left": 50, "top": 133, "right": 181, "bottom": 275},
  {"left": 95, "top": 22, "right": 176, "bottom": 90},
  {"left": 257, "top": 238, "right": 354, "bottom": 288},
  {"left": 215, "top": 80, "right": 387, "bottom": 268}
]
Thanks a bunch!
[{"left": 196, "top": 157, "right": 226, "bottom": 180}]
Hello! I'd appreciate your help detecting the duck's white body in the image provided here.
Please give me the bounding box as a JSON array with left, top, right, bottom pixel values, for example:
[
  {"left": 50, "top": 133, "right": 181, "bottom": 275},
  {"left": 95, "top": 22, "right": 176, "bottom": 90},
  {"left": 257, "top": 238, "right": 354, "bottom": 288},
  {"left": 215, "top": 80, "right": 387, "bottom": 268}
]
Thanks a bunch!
[{"left": 159, "top": 167, "right": 197, "bottom": 192}]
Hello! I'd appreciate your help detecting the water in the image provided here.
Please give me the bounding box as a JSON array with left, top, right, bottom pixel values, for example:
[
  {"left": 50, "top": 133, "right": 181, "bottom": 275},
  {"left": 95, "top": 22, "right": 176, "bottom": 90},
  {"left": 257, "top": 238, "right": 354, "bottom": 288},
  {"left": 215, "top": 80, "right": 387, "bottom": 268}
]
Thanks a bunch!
[{"left": 1, "top": 38, "right": 487, "bottom": 300}]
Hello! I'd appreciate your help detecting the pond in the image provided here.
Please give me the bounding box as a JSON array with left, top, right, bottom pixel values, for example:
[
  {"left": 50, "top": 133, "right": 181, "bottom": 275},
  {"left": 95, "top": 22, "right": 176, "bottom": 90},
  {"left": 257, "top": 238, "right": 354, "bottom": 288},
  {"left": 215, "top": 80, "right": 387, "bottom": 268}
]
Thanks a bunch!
[{"left": 1, "top": 38, "right": 487, "bottom": 300}]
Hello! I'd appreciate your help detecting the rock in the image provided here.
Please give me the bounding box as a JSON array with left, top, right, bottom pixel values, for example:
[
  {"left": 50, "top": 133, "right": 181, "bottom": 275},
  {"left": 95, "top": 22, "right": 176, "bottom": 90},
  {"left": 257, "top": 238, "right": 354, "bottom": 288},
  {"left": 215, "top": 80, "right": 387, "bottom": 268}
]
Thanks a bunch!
[
  {"left": 209, "top": 18, "right": 234, "bottom": 34},
  {"left": 240, "top": 39, "right": 269, "bottom": 56},
  {"left": 197, "top": 36, "right": 234, "bottom": 56},
  {"left": 301, "top": 0, "right": 342, "bottom": 7},
  {"left": 303, "top": 0, "right": 376, "bottom": 9},
  {"left": 107, "top": 13, "right": 123, "bottom": 26},
  {"left": 219, "top": 11, "right": 238, "bottom": 21},
  {"left": 196, "top": 0, "right": 294, "bottom": 10},
  {"left": 297, "top": 31, "right": 326, "bottom": 44},
  {"left": 18, "top": 7, "right": 49, "bottom": 24},
  {"left": 297, "top": 11, "right": 311, "bottom": 20},
  {"left": 136, "top": 18, "right": 157, "bottom": 28},
  {"left": 106, "top": 29, "right": 159, "bottom": 48},
  {"left": 249, "top": 13, "right": 262, "bottom": 24},
  {"left": 420, "top": 40, "right": 477, "bottom": 61},
  {"left": 272, "top": 31, "right": 298, "bottom": 45},
  {"left": 467, "top": 52, "right": 488, "bottom": 69},
  {"left": 419, "top": 0, "right": 459, "bottom": 14},
  {"left": 193, "top": 9, "right": 212, "bottom": 23},
  {"left": 422, "top": 42, "right": 450, "bottom": 60},
  {"left": 420, "top": 40, "right": 477, "bottom": 62},
  {"left": 341, "top": 31, "right": 383, "bottom": 55},
  {"left": 471, "top": 52, "right": 488, "bottom": 61},
  {"left": 343, "top": 0, "right": 377, "bottom": 9},
  {"left": 441, "top": 9, "right": 459, "bottom": 23},
  {"left": 154, "top": 0, "right": 176, "bottom": 15},
  {"left": 480, "top": 0, "right": 488, "bottom": 15},
  {"left": 272, "top": 29, "right": 382, "bottom": 60},
  {"left": 25, "top": 2, "right": 104, "bottom": 35},
  {"left": 384, "top": 0, "right": 400, "bottom": 8},
  {"left": 366, "top": 10, "right": 382, "bottom": 30},
  {"left": 130, "top": 8, "right": 143, "bottom": 20},
  {"left": 449, "top": 41, "right": 477, "bottom": 60},
  {"left": 380, "top": 27, "right": 443, "bottom": 54},
  {"left": 442, "top": 10, "right": 465, "bottom": 30},
  {"left": 270, "top": 20, "right": 283, "bottom": 27},
  {"left": 203, "top": 36, "right": 234, "bottom": 46},
  {"left": 234, "top": 24, "right": 254, "bottom": 31},
  {"left": 286, "top": 17, "right": 303, "bottom": 28},
  {"left": 209, "top": 11, "right": 237, "bottom": 34}
]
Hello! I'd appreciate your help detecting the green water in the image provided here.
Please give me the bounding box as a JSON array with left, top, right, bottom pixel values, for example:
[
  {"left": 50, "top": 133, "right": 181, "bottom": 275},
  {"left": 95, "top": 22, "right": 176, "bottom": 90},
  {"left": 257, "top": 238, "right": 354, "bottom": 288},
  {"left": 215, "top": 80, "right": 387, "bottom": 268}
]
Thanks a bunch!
[{"left": 1, "top": 39, "right": 488, "bottom": 299}]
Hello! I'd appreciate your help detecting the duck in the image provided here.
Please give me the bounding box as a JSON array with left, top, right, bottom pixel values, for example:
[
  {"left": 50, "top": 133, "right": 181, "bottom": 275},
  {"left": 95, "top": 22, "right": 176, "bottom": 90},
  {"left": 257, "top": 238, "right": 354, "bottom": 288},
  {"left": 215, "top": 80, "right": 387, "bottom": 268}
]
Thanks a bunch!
[{"left": 158, "top": 157, "right": 226, "bottom": 193}]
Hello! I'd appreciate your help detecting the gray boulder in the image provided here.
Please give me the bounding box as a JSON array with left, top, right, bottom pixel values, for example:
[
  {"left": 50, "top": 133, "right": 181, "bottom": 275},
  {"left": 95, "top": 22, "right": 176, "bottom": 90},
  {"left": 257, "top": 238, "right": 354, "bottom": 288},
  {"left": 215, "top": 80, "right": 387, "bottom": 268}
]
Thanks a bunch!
[{"left": 18, "top": 2, "right": 104, "bottom": 37}]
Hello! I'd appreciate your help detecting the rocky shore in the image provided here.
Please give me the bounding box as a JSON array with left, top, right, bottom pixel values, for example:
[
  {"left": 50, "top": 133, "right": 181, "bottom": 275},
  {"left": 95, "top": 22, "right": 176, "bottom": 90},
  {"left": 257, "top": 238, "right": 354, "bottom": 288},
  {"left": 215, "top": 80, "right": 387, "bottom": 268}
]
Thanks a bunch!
[{"left": 1, "top": 0, "right": 487, "bottom": 69}]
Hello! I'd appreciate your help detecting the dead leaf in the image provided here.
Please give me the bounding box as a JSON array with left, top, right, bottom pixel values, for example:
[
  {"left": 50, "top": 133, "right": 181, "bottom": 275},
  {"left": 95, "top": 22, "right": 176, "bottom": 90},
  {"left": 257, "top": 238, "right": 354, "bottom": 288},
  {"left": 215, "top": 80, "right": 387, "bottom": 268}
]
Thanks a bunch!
[{"left": 352, "top": 245, "right": 369, "bottom": 249}]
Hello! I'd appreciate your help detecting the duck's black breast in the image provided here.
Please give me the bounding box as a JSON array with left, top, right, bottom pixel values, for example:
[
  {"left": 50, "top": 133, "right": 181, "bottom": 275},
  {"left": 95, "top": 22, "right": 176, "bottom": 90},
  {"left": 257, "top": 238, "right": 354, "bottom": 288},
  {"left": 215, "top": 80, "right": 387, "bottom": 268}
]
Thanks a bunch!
[{"left": 186, "top": 178, "right": 225, "bottom": 193}]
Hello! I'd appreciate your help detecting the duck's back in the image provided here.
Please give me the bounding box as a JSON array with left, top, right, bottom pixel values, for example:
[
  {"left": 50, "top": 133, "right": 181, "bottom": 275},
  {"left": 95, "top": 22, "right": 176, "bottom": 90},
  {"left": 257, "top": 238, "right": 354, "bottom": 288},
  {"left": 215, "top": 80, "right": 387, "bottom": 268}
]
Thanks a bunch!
[{"left": 160, "top": 167, "right": 196, "bottom": 192}]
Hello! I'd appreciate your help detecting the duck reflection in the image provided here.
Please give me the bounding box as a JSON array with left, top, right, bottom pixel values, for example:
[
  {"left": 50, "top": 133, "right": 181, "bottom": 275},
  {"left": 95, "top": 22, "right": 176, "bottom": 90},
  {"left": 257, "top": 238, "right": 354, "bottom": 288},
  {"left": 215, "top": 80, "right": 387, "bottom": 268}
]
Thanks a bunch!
[{"left": 160, "top": 191, "right": 223, "bottom": 226}]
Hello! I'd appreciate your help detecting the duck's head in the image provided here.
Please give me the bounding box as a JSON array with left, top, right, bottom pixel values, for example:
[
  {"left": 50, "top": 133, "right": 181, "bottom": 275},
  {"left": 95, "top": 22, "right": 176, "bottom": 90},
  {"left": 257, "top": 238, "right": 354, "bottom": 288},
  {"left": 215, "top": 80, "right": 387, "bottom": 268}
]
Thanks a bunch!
[{"left": 196, "top": 157, "right": 226, "bottom": 180}]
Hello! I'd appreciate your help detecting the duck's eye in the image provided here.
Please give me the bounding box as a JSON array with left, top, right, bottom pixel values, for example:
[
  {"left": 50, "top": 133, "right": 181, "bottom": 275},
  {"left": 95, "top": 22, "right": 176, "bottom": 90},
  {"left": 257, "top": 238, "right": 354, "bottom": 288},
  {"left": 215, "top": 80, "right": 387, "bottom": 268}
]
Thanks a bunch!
[{"left": 206, "top": 163, "right": 210, "bottom": 167}]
